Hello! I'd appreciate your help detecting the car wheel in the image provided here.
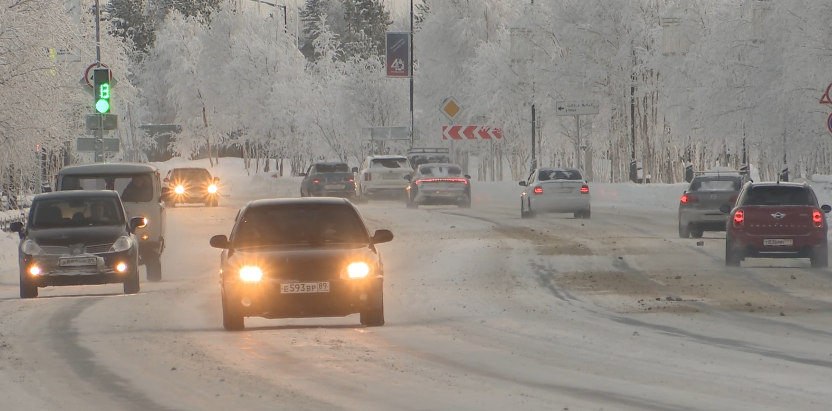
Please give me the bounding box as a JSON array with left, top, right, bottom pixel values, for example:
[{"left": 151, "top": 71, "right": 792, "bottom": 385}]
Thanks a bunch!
[
  {"left": 678, "top": 221, "right": 691, "bottom": 238},
  {"left": 123, "top": 268, "right": 140, "bottom": 294},
  {"left": 458, "top": 195, "right": 471, "bottom": 209},
  {"left": 690, "top": 228, "right": 703, "bottom": 238},
  {"left": 406, "top": 194, "right": 417, "bottom": 208},
  {"left": 145, "top": 253, "right": 162, "bottom": 282},
  {"left": 19, "top": 271, "right": 37, "bottom": 299},
  {"left": 582, "top": 209, "right": 591, "bottom": 219},
  {"left": 725, "top": 237, "right": 742, "bottom": 267},
  {"left": 221, "top": 290, "right": 245, "bottom": 331},
  {"left": 811, "top": 242, "right": 828, "bottom": 268},
  {"left": 521, "top": 198, "right": 530, "bottom": 219},
  {"left": 573, "top": 211, "right": 582, "bottom": 219}
]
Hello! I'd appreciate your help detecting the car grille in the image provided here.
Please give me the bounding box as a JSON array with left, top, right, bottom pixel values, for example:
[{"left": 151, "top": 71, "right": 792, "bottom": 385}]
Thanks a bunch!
[{"left": 40, "top": 243, "right": 113, "bottom": 255}]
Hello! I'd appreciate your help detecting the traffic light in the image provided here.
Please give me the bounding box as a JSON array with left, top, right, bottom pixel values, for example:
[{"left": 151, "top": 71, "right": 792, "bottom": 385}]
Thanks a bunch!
[{"left": 93, "top": 68, "right": 110, "bottom": 114}]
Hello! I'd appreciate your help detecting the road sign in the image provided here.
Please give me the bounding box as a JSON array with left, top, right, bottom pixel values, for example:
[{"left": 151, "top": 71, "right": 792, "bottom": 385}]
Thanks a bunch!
[
  {"left": 440, "top": 97, "right": 464, "bottom": 122},
  {"left": 822, "top": 83, "right": 832, "bottom": 105},
  {"left": 442, "top": 126, "right": 503, "bottom": 140},
  {"left": 556, "top": 101, "right": 600, "bottom": 116},
  {"left": 827, "top": 112, "right": 832, "bottom": 135},
  {"left": 76, "top": 138, "right": 120, "bottom": 153},
  {"left": 386, "top": 32, "right": 410, "bottom": 77},
  {"left": 84, "top": 62, "right": 111, "bottom": 89},
  {"left": 363, "top": 127, "right": 411, "bottom": 141},
  {"left": 86, "top": 114, "right": 118, "bottom": 130}
]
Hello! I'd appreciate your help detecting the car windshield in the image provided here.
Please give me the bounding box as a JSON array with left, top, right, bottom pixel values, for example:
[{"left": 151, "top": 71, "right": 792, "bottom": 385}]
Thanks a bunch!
[
  {"left": 315, "top": 163, "right": 349, "bottom": 173},
  {"left": 419, "top": 165, "right": 463, "bottom": 177},
  {"left": 370, "top": 158, "right": 408, "bottom": 169},
  {"left": 61, "top": 174, "right": 154, "bottom": 203},
  {"left": 745, "top": 186, "right": 814, "bottom": 206},
  {"left": 690, "top": 177, "right": 742, "bottom": 192},
  {"left": 233, "top": 204, "right": 369, "bottom": 247},
  {"left": 411, "top": 155, "right": 451, "bottom": 168},
  {"left": 30, "top": 197, "right": 124, "bottom": 229},
  {"left": 171, "top": 168, "right": 212, "bottom": 182},
  {"left": 538, "top": 169, "right": 582, "bottom": 181}
]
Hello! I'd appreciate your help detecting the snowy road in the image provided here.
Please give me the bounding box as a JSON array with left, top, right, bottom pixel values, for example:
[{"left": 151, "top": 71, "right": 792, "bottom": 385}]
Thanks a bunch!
[{"left": 2, "top": 185, "right": 832, "bottom": 410}]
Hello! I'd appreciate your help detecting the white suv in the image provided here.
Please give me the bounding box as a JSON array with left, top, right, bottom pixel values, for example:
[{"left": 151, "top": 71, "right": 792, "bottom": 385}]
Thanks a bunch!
[{"left": 356, "top": 155, "right": 412, "bottom": 201}]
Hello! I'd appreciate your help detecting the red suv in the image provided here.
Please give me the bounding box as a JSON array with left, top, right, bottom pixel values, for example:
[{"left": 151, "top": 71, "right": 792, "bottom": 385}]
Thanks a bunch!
[{"left": 722, "top": 182, "right": 831, "bottom": 267}]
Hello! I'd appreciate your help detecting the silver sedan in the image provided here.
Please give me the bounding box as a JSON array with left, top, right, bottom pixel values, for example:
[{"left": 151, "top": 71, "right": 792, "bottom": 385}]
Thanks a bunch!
[{"left": 520, "top": 168, "right": 591, "bottom": 219}]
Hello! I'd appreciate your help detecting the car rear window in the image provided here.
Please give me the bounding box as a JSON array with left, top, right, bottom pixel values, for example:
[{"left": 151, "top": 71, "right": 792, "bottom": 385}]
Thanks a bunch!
[
  {"left": 370, "top": 158, "right": 408, "bottom": 169},
  {"left": 233, "top": 204, "right": 369, "bottom": 247},
  {"left": 744, "top": 186, "right": 814, "bottom": 206},
  {"left": 61, "top": 174, "right": 154, "bottom": 203},
  {"left": 315, "top": 163, "right": 349, "bottom": 173},
  {"left": 690, "top": 177, "right": 741, "bottom": 192},
  {"left": 419, "top": 165, "right": 462, "bottom": 177},
  {"left": 30, "top": 197, "right": 124, "bottom": 229},
  {"left": 538, "top": 169, "right": 582, "bottom": 181},
  {"left": 172, "top": 169, "right": 211, "bottom": 181}
]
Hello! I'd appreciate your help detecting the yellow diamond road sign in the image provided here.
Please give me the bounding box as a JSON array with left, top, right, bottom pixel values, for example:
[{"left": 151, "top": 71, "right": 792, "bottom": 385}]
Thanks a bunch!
[{"left": 441, "top": 97, "right": 463, "bottom": 121}]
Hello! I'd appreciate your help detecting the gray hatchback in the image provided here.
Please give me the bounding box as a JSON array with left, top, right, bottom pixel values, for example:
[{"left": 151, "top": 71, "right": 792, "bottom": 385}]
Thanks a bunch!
[{"left": 678, "top": 171, "right": 744, "bottom": 238}]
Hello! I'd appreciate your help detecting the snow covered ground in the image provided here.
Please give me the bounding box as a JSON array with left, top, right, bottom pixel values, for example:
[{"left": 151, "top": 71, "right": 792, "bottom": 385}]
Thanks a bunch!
[{"left": 2, "top": 158, "right": 832, "bottom": 410}]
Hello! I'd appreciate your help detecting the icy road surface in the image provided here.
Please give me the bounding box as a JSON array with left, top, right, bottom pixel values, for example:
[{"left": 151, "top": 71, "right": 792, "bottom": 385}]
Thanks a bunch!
[{"left": 2, "top": 184, "right": 832, "bottom": 411}]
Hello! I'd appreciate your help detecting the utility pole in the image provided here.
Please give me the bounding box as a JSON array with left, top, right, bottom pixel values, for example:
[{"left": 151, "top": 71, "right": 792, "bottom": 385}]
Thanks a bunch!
[
  {"left": 94, "top": 0, "right": 103, "bottom": 163},
  {"left": 531, "top": 104, "right": 536, "bottom": 172},
  {"left": 409, "top": 0, "right": 415, "bottom": 149}
]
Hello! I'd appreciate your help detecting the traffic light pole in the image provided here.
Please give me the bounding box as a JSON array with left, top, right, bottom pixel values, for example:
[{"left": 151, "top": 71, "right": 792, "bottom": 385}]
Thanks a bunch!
[{"left": 94, "top": 0, "right": 103, "bottom": 162}]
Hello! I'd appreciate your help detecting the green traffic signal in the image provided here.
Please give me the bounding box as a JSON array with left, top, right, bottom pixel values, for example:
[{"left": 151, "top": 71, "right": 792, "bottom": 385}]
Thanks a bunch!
[
  {"left": 93, "top": 68, "right": 110, "bottom": 114},
  {"left": 95, "top": 99, "right": 110, "bottom": 113}
]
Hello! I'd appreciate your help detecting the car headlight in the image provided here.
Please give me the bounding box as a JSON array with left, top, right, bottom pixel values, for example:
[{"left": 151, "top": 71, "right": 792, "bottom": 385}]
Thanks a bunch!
[
  {"left": 21, "top": 239, "right": 43, "bottom": 255},
  {"left": 347, "top": 262, "right": 370, "bottom": 278},
  {"left": 239, "top": 266, "right": 262, "bottom": 282},
  {"left": 109, "top": 236, "right": 133, "bottom": 253},
  {"left": 175, "top": 185, "right": 185, "bottom": 194},
  {"left": 208, "top": 184, "right": 218, "bottom": 194}
]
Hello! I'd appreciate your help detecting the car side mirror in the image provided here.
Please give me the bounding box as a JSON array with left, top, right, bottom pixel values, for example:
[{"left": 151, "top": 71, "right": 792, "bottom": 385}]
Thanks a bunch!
[
  {"left": 822, "top": 205, "right": 832, "bottom": 214},
  {"left": 163, "top": 177, "right": 170, "bottom": 183},
  {"left": 371, "top": 229, "right": 394, "bottom": 245},
  {"left": 210, "top": 234, "right": 231, "bottom": 249},
  {"left": 719, "top": 204, "right": 731, "bottom": 214},
  {"left": 464, "top": 175, "right": 471, "bottom": 179},
  {"left": 519, "top": 181, "right": 527, "bottom": 187},
  {"left": 352, "top": 167, "right": 359, "bottom": 173},
  {"left": 129, "top": 217, "right": 145, "bottom": 233},
  {"left": 404, "top": 175, "right": 411, "bottom": 181},
  {"left": 9, "top": 222, "right": 23, "bottom": 233},
  {"left": 299, "top": 173, "right": 307, "bottom": 177}
]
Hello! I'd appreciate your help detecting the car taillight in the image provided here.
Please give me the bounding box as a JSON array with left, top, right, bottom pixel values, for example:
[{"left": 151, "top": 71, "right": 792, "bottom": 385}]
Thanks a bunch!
[
  {"left": 813, "top": 210, "right": 823, "bottom": 227},
  {"left": 733, "top": 209, "right": 744, "bottom": 228},
  {"left": 417, "top": 178, "right": 468, "bottom": 184},
  {"left": 313, "top": 179, "right": 320, "bottom": 184},
  {"left": 681, "top": 194, "right": 699, "bottom": 204},
  {"left": 364, "top": 173, "right": 372, "bottom": 181},
  {"left": 533, "top": 187, "right": 543, "bottom": 194},
  {"left": 580, "top": 185, "right": 589, "bottom": 194}
]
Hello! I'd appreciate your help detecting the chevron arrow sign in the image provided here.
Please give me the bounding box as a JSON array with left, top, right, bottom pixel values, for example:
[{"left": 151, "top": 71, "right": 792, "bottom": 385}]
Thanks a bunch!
[{"left": 442, "top": 126, "right": 503, "bottom": 140}]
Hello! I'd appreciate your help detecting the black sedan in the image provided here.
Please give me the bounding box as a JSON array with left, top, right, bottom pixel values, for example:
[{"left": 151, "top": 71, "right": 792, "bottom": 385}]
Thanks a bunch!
[
  {"left": 162, "top": 167, "right": 220, "bottom": 207},
  {"left": 210, "top": 198, "right": 393, "bottom": 331},
  {"left": 11, "top": 190, "right": 145, "bottom": 298},
  {"left": 299, "top": 162, "right": 358, "bottom": 199},
  {"left": 405, "top": 163, "right": 472, "bottom": 208}
]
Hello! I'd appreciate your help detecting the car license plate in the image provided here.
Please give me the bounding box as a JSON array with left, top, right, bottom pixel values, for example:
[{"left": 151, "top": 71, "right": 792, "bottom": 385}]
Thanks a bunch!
[
  {"left": 325, "top": 184, "right": 342, "bottom": 189},
  {"left": 557, "top": 188, "right": 572, "bottom": 193},
  {"left": 382, "top": 174, "right": 399, "bottom": 180},
  {"left": 280, "top": 282, "right": 330, "bottom": 294},
  {"left": 764, "top": 239, "right": 793, "bottom": 246},
  {"left": 59, "top": 257, "right": 97, "bottom": 267}
]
